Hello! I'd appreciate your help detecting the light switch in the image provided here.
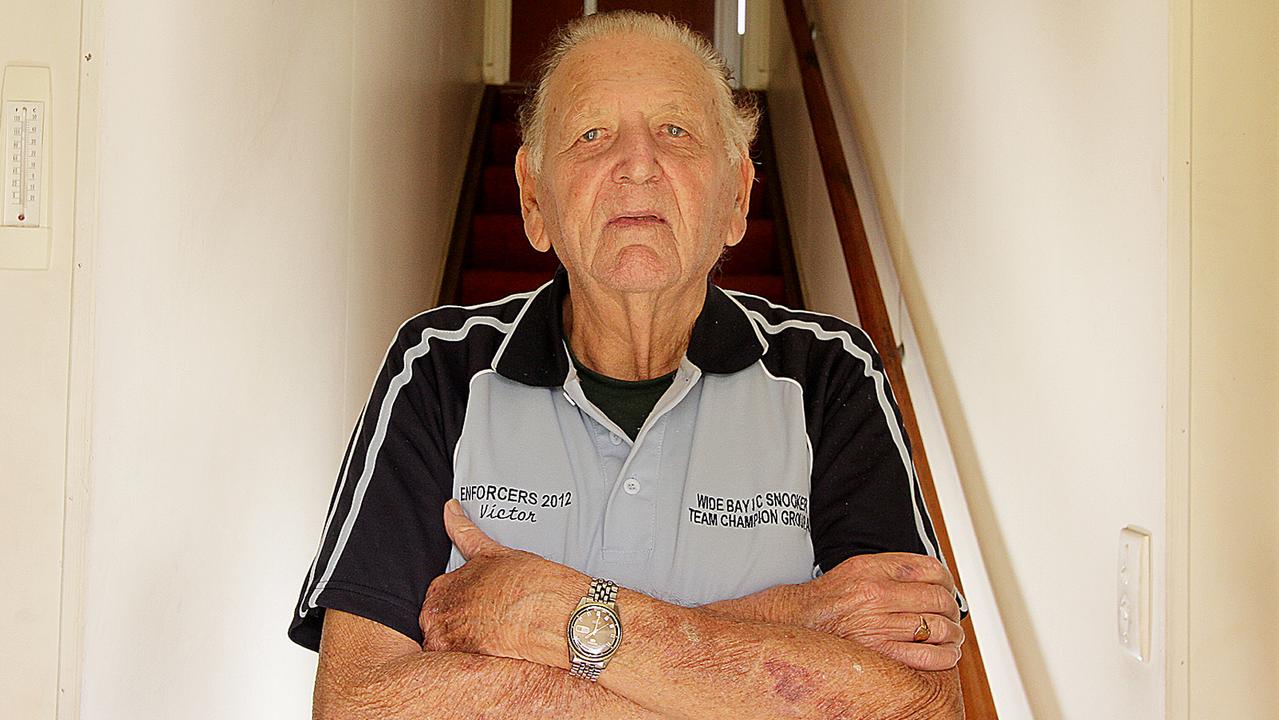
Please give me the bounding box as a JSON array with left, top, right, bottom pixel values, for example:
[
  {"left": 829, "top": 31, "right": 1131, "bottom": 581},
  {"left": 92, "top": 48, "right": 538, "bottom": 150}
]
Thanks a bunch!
[{"left": 1117, "top": 526, "right": 1151, "bottom": 661}]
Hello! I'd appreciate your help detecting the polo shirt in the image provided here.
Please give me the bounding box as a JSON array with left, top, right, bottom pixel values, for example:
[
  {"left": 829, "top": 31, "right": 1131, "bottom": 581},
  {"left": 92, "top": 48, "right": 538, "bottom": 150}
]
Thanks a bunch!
[{"left": 288, "top": 267, "right": 957, "bottom": 652}]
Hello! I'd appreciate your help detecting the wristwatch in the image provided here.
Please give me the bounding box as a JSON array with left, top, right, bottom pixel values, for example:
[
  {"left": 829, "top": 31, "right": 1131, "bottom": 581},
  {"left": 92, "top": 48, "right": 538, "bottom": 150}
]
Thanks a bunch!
[{"left": 566, "top": 578, "right": 622, "bottom": 681}]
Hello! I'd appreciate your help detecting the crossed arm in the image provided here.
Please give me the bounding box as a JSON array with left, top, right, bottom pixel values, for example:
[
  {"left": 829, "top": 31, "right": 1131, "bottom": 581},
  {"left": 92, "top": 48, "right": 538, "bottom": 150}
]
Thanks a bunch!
[{"left": 313, "top": 501, "right": 965, "bottom": 719}]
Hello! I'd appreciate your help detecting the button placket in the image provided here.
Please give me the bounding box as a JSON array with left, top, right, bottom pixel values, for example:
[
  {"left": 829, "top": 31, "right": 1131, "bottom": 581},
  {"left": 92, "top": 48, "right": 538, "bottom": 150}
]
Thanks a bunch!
[
  {"left": 600, "top": 414, "right": 666, "bottom": 563},
  {"left": 591, "top": 421, "right": 628, "bottom": 491}
]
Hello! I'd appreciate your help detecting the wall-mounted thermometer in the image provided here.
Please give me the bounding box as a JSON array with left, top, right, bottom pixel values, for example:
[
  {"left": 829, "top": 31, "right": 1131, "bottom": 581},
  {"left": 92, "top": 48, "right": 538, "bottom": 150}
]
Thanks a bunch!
[
  {"left": 0, "top": 65, "right": 51, "bottom": 269},
  {"left": 4, "top": 100, "right": 44, "bottom": 227}
]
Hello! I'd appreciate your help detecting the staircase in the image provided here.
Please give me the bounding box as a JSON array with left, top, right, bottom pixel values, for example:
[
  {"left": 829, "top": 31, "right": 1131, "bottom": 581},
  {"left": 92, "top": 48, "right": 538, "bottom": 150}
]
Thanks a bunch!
[{"left": 441, "top": 85, "right": 801, "bottom": 309}]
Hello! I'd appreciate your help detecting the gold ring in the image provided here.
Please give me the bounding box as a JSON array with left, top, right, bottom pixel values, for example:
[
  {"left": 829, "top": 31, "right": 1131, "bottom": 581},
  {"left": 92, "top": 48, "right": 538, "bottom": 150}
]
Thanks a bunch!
[{"left": 912, "top": 615, "right": 931, "bottom": 642}]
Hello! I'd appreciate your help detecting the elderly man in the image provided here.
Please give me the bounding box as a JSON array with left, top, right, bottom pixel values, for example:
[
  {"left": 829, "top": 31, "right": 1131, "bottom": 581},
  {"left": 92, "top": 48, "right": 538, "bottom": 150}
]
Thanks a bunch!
[{"left": 289, "top": 10, "right": 965, "bottom": 719}]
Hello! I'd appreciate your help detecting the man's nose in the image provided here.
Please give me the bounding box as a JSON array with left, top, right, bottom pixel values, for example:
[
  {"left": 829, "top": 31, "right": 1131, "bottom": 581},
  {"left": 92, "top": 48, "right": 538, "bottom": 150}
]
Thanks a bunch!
[{"left": 610, "top": 128, "right": 662, "bottom": 185}]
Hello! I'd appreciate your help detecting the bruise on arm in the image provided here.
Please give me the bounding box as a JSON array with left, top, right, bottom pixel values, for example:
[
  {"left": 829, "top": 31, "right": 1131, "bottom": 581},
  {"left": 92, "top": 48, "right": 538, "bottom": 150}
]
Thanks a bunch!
[{"left": 764, "top": 659, "right": 819, "bottom": 705}]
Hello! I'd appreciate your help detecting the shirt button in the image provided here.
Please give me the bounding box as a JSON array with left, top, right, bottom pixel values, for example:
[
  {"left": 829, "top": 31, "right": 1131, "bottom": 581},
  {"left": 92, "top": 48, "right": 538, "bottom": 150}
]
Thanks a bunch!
[
  {"left": 609, "top": 433, "right": 622, "bottom": 445},
  {"left": 623, "top": 477, "right": 641, "bottom": 495}
]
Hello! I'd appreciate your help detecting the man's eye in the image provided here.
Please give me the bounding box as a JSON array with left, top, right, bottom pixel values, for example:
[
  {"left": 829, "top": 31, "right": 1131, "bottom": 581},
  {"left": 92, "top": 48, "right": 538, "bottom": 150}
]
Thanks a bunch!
[
  {"left": 665, "top": 125, "right": 688, "bottom": 138},
  {"left": 580, "top": 128, "right": 601, "bottom": 142}
]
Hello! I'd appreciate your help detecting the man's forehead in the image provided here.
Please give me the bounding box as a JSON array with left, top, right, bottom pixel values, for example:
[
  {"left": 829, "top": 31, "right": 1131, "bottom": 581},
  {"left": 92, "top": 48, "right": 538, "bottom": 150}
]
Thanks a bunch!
[
  {"left": 558, "top": 94, "right": 706, "bottom": 123},
  {"left": 547, "top": 34, "right": 711, "bottom": 113}
]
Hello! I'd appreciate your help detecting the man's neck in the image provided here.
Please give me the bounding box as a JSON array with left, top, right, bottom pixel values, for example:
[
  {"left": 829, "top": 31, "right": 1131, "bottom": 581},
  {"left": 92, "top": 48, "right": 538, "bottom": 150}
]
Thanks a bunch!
[{"left": 562, "top": 280, "right": 705, "bottom": 381}]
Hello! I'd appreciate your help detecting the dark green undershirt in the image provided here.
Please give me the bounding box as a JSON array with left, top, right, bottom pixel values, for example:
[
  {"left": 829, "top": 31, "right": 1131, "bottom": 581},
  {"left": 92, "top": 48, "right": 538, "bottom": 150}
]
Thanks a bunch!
[{"left": 567, "top": 346, "right": 677, "bottom": 440}]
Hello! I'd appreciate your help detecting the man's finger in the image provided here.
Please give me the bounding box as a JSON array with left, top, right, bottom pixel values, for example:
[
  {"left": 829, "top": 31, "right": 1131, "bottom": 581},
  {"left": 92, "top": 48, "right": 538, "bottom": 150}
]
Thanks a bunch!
[
  {"left": 880, "top": 640, "right": 963, "bottom": 672},
  {"left": 443, "top": 499, "right": 500, "bottom": 560},
  {"left": 888, "top": 613, "right": 965, "bottom": 646},
  {"left": 865, "top": 581, "right": 961, "bottom": 622}
]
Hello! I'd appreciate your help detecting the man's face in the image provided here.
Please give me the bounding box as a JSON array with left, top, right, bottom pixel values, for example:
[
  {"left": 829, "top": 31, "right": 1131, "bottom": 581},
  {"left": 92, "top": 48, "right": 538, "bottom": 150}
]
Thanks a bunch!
[{"left": 516, "top": 32, "right": 753, "bottom": 296}]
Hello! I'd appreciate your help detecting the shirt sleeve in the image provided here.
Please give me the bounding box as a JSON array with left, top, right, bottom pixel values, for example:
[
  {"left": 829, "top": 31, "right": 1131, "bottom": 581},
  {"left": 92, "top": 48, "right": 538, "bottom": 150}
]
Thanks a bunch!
[
  {"left": 806, "top": 325, "right": 967, "bottom": 616},
  {"left": 287, "top": 323, "right": 455, "bottom": 652}
]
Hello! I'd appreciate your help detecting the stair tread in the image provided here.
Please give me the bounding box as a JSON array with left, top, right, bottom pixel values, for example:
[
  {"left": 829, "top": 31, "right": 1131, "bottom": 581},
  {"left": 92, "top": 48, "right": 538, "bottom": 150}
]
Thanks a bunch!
[
  {"left": 458, "top": 268, "right": 556, "bottom": 306},
  {"left": 488, "top": 121, "right": 520, "bottom": 164},
  {"left": 467, "top": 214, "right": 558, "bottom": 271},
  {"left": 480, "top": 166, "right": 520, "bottom": 213},
  {"left": 718, "top": 221, "right": 780, "bottom": 274},
  {"left": 712, "top": 273, "right": 787, "bottom": 304},
  {"left": 496, "top": 88, "right": 526, "bottom": 122}
]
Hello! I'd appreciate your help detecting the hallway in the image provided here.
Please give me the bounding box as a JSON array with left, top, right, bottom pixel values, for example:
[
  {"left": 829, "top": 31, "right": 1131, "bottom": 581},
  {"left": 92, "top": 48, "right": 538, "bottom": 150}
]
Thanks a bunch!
[{"left": 1, "top": 1, "right": 1275, "bottom": 719}]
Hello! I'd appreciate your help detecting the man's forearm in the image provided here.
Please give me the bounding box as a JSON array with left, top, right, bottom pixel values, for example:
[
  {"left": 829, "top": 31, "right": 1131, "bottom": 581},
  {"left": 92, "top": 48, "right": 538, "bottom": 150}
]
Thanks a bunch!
[
  {"left": 535, "top": 588, "right": 963, "bottom": 720},
  {"left": 413, "top": 502, "right": 965, "bottom": 720},
  {"left": 331, "top": 587, "right": 954, "bottom": 719},
  {"left": 320, "top": 583, "right": 811, "bottom": 720},
  {"left": 319, "top": 648, "right": 662, "bottom": 720},
  {"left": 318, "top": 584, "right": 855, "bottom": 720},
  {"left": 700, "top": 582, "right": 801, "bottom": 625}
]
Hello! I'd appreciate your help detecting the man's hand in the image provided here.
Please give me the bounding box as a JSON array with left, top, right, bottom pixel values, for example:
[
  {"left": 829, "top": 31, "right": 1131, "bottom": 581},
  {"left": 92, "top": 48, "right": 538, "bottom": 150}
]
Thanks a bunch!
[
  {"left": 793, "top": 552, "right": 964, "bottom": 670},
  {"left": 419, "top": 499, "right": 583, "bottom": 664}
]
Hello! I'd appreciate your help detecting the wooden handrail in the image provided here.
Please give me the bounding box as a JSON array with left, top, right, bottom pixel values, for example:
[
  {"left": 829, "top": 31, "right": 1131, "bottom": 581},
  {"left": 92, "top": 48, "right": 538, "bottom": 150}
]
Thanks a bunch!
[{"left": 780, "top": 1, "right": 999, "bottom": 717}]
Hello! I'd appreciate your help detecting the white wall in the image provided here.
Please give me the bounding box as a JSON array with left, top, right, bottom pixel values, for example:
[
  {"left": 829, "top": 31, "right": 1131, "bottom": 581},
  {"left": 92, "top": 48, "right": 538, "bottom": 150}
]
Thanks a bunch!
[
  {"left": 0, "top": 1, "right": 83, "bottom": 716},
  {"left": 69, "top": 1, "right": 483, "bottom": 717},
  {"left": 768, "top": 2, "right": 1170, "bottom": 718},
  {"left": 1183, "top": 0, "right": 1279, "bottom": 716}
]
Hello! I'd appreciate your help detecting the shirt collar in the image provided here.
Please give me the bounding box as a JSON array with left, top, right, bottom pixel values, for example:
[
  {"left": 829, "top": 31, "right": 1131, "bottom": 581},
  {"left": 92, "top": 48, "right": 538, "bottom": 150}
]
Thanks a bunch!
[{"left": 492, "top": 266, "right": 767, "bottom": 387}]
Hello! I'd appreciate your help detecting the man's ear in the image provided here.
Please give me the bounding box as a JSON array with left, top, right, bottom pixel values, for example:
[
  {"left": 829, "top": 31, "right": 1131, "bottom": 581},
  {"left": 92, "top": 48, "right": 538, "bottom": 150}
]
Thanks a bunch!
[
  {"left": 515, "top": 146, "right": 551, "bottom": 253},
  {"left": 724, "top": 150, "right": 756, "bottom": 249}
]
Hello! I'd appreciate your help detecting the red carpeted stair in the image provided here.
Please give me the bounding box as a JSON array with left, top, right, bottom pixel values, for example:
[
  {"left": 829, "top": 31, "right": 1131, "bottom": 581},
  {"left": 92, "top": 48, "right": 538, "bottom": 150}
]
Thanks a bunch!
[{"left": 445, "top": 86, "right": 801, "bottom": 309}]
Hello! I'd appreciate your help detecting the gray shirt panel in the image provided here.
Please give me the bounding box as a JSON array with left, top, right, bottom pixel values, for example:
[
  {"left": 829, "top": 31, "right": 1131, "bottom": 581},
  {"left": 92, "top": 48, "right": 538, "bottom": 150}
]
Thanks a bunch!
[{"left": 447, "top": 358, "right": 814, "bottom": 607}]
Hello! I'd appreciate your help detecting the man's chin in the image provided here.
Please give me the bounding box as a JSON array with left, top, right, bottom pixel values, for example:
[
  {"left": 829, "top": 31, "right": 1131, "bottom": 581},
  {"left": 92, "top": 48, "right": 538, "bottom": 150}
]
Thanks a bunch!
[{"left": 590, "top": 249, "right": 683, "bottom": 296}]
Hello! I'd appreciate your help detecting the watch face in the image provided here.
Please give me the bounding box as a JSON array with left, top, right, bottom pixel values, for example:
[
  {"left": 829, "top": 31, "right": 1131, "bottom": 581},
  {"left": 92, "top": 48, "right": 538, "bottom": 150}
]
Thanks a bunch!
[{"left": 569, "top": 605, "right": 620, "bottom": 658}]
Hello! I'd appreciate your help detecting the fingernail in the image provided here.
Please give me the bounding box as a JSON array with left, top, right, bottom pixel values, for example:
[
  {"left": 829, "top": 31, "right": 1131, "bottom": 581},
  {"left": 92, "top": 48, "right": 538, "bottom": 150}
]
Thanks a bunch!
[{"left": 448, "top": 499, "right": 464, "bottom": 516}]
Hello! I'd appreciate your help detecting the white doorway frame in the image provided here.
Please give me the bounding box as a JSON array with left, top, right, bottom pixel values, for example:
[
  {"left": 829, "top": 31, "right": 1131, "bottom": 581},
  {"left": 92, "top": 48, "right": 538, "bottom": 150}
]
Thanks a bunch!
[{"left": 713, "top": 0, "right": 743, "bottom": 87}]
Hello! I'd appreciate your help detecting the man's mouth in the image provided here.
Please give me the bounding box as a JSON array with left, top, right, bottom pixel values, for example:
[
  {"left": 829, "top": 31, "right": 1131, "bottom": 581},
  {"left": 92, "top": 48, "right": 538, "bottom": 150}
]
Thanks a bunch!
[{"left": 607, "top": 211, "right": 667, "bottom": 227}]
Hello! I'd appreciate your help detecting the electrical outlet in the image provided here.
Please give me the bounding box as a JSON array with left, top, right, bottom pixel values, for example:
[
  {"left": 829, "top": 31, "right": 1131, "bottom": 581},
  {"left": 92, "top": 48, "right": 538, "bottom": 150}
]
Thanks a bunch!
[{"left": 1117, "top": 526, "right": 1151, "bottom": 661}]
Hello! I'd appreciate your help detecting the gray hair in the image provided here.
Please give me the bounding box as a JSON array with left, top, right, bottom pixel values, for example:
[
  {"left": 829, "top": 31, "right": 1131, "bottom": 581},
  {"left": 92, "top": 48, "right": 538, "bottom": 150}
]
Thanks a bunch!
[{"left": 518, "top": 10, "right": 759, "bottom": 174}]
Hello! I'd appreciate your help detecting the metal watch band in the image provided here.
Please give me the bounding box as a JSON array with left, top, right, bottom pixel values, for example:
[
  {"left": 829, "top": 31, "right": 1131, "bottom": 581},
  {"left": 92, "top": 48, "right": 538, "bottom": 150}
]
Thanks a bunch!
[
  {"left": 570, "top": 659, "right": 604, "bottom": 681},
  {"left": 588, "top": 577, "right": 618, "bottom": 604}
]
